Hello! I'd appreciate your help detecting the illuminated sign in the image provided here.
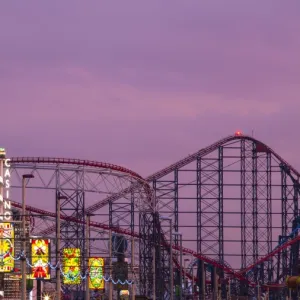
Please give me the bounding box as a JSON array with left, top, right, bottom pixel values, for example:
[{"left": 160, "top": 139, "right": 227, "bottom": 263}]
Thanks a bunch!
[
  {"left": 63, "top": 248, "right": 81, "bottom": 284},
  {"left": 89, "top": 257, "right": 105, "bottom": 290},
  {"left": 30, "top": 239, "right": 50, "bottom": 279},
  {"left": 0, "top": 157, "right": 12, "bottom": 221},
  {"left": 0, "top": 223, "right": 14, "bottom": 272}
]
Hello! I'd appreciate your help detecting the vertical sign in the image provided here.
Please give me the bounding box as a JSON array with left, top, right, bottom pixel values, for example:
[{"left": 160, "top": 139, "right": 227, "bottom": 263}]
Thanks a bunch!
[
  {"left": 0, "top": 149, "right": 14, "bottom": 274},
  {"left": 30, "top": 239, "right": 50, "bottom": 279},
  {"left": 63, "top": 248, "right": 81, "bottom": 284},
  {"left": 0, "top": 223, "right": 14, "bottom": 272},
  {"left": 89, "top": 257, "right": 105, "bottom": 290},
  {"left": 0, "top": 148, "right": 12, "bottom": 221}
]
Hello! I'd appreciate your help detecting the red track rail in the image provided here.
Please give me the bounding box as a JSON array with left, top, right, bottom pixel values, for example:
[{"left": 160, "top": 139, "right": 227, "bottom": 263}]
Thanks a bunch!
[
  {"left": 10, "top": 157, "right": 143, "bottom": 180},
  {"left": 19, "top": 134, "right": 299, "bottom": 236},
  {"left": 10, "top": 157, "right": 152, "bottom": 236},
  {"left": 146, "top": 134, "right": 300, "bottom": 181},
  {"left": 68, "top": 134, "right": 300, "bottom": 223},
  {"left": 10, "top": 135, "right": 299, "bottom": 216},
  {"left": 238, "top": 235, "right": 300, "bottom": 275},
  {"left": 10, "top": 199, "right": 251, "bottom": 284}
]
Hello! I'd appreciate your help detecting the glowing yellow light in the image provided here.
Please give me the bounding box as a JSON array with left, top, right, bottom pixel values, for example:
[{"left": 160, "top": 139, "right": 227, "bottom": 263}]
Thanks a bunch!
[
  {"left": 30, "top": 239, "right": 50, "bottom": 279},
  {"left": 89, "top": 257, "right": 105, "bottom": 290},
  {"left": 0, "top": 223, "right": 14, "bottom": 272},
  {"left": 43, "top": 294, "right": 51, "bottom": 300},
  {"left": 63, "top": 248, "right": 81, "bottom": 284}
]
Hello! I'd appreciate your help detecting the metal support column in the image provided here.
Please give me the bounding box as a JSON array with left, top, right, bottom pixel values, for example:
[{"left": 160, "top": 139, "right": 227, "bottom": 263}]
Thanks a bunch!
[
  {"left": 196, "top": 156, "right": 201, "bottom": 255},
  {"left": 131, "top": 237, "right": 135, "bottom": 300},
  {"left": 212, "top": 266, "right": 217, "bottom": 300},
  {"left": 252, "top": 142, "right": 259, "bottom": 275},
  {"left": 85, "top": 214, "right": 90, "bottom": 300},
  {"left": 153, "top": 245, "right": 156, "bottom": 300},
  {"left": 37, "top": 280, "right": 42, "bottom": 300},
  {"left": 218, "top": 146, "right": 224, "bottom": 263},
  {"left": 56, "top": 193, "right": 62, "bottom": 300},
  {"left": 109, "top": 229, "right": 113, "bottom": 300},
  {"left": 21, "top": 177, "right": 27, "bottom": 300},
  {"left": 170, "top": 220, "right": 174, "bottom": 300},
  {"left": 174, "top": 169, "right": 179, "bottom": 248}
]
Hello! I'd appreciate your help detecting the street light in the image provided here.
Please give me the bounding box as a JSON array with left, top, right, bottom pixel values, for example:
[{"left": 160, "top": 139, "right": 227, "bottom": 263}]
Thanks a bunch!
[
  {"left": 159, "top": 216, "right": 173, "bottom": 300},
  {"left": 21, "top": 174, "right": 34, "bottom": 300},
  {"left": 172, "top": 232, "right": 182, "bottom": 300},
  {"left": 131, "top": 236, "right": 136, "bottom": 300},
  {"left": 56, "top": 194, "right": 67, "bottom": 300},
  {"left": 109, "top": 229, "right": 113, "bottom": 300},
  {"left": 85, "top": 213, "right": 94, "bottom": 300}
]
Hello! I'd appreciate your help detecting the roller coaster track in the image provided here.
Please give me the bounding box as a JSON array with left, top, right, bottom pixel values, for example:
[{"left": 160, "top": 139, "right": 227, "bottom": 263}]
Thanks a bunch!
[
  {"left": 34, "top": 134, "right": 300, "bottom": 237},
  {"left": 10, "top": 199, "right": 252, "bottom": 285},
  {"left": 58, "top": 134, "right": 299, "bottom": 217},
  {"left": 8, "top": 133, "right": 300, "bottom": 287},
  {"left": 238, "top": 234, "right": 300, "bottom": 275},
  {"left": 145, "top": 134, "right": 300, "bottom": 180},
  {"left": 12, "top": 196, "right": 297, "bottom": 287}
]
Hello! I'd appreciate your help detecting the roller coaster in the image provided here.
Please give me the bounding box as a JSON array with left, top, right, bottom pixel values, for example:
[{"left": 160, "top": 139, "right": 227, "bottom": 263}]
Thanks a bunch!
[{"left": 4, "top": 133, "right": 300, "bottom": 299}]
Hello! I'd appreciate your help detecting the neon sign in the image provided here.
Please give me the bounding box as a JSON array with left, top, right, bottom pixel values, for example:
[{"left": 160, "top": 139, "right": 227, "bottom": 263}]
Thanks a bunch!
[
  {"left": 0, "top": 149, "right": 12, "bottom": 221},
  {"left": 89, "top": 257, "right": 105, "bottom": 290},
  {"left": 63, "top": 248, "right": 81, "bottom": 284},
  {"left": 30, "top": 239, "right": 50, "bottom": 279},
  {"left": 0, "top": 223, "right": 14, "bottom": 272}
]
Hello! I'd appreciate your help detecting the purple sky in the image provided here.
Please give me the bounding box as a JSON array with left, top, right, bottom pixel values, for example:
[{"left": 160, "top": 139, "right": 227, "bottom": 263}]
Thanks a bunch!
[{"left": 1, "top": 1, "right": 300, "bottom": 176}]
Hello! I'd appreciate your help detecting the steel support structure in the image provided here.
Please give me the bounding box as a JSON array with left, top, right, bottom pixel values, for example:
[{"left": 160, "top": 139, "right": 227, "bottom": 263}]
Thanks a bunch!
[
  {"left": 196, "top": 149, "right": 224, "bottom": 262},
  {"left": 8, "top": 158, "right": 150, "bottom": 299},
  {"left": 7, "top": 134, "right": 300, "bottom": 299},
  {"left": 281, "top": 166, "right": 289, "bottom": 284},
  {"left": 57, "top": 169, "right": 85, "bottom": 296},
  {"left": 143, "top": 135, "right": 300, "bottom": 298},
  {"left": 139, "top": 211, "right": 155, "bottom": 298},
  {"left": 139, "top": 209, "right": 173, "bottom": 300}
]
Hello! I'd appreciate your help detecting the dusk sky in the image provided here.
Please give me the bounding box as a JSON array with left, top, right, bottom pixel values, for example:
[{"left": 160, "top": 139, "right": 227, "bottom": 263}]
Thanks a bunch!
[{"left": 1, "top": 1, "right": 300, "bottom": 177}]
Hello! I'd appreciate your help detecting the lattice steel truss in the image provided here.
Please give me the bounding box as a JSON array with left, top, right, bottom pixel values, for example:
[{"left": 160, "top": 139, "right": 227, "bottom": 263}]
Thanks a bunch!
[
  {"left": 5, "top": 134, "right": 300, "bottom": 300},
  {"left": 143, "top": 135, "right": 300, "bottom": 299},
  {"left": 7, "top": 158, "right": 153, "bottom": 298}
]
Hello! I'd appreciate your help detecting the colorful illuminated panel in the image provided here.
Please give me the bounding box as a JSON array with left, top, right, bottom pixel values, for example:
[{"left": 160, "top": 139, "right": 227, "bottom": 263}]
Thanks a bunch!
[
  {"left": 89, "top": 257, "right": 105, "bottom": 290},
  {"left": 63, "top": 248, "right": 81, "bottom": 284},
  {"left": 0, "top": 223, "right": 14, "bottom": 272},
  {"left": 30, "top": 239, "right": 50, "bottom": 279}
]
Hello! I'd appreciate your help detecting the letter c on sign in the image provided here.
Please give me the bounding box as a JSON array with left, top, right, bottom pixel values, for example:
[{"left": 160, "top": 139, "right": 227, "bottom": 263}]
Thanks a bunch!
[{"left": 4, "top": 159, "right": 11, "bottom": 168}]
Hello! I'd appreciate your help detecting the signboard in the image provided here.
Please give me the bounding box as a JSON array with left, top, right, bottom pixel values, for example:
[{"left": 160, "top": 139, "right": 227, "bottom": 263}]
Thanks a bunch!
[
  {"left": 63, "top": 248, "right": 81, "bottom": 284},
  {"left": 30, "top": 239, "right": 50, "bottom": 279},
  {"left": 89, "top": 257, "right": 105, "bottom": 290},
  {"left": 0, "top": 223, "right": 14, "bottom": 272},
  {"left": 0, "top": 149, "right": 12, "bottom": 221}
]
